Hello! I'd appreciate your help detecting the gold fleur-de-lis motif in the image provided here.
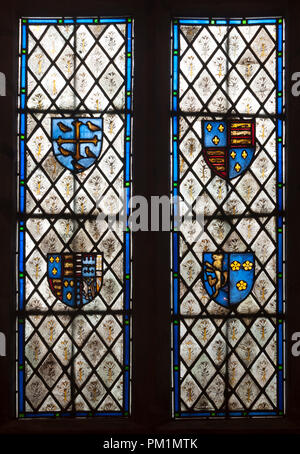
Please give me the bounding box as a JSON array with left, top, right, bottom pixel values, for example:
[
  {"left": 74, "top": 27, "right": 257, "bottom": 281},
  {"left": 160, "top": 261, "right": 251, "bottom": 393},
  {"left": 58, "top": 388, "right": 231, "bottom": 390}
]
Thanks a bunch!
[
  {"left": 212, "top": 135, "right": 220, "bottom": 145},
  {"left": 234, "top": 162, "right": 241, "bottom": 173}
]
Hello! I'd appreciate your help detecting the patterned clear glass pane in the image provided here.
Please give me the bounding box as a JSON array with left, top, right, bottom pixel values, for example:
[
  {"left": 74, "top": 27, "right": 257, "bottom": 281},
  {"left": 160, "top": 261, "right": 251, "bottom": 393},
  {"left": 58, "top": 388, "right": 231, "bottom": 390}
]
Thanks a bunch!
[
  {"left": 171, "top": 17, "right": 285, "bottom": 418},
  {"left": 17, "top": 17, "right": 133, "bottom": 418}
]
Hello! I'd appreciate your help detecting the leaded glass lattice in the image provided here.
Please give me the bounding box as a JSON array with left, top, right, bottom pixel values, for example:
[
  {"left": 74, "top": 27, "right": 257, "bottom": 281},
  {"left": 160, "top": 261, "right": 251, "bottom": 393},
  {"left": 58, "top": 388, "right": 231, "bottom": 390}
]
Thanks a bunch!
[
  {"left": 171, "top": 17, "right": 285, "bottom": 417},
  {"left": 17, "top": 17, "right": 133, "bottom": 417}
]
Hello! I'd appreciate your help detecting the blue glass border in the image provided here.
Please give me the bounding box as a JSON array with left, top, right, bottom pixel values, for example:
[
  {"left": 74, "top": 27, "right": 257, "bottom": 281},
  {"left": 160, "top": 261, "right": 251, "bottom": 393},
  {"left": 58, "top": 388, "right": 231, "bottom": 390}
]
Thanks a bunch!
[
  {"left": 276, "top": 18, "right": 285, "bottom": 414},
  {"left": 17, "top": 17, "right": 133, "bottom": 419},
  {"left": 178, "top": 18, "right": 280, "bottom": 26},
  {"left": 22, "top": 17, "right": 129, "bottom": 25}
]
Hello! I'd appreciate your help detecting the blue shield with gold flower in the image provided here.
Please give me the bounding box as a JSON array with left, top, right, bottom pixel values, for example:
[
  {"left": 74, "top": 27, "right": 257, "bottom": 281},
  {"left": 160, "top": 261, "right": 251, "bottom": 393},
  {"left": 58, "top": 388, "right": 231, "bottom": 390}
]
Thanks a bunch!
[
  {"left": 203, "top": 252, "right": 254, "bottom": 308},
  {"left": 51, "top": 118, "right": 103, "bottom": 173},
  {"left": 47, "top": 253, "right": 103, "bottom": 308},
  {"left": 202, "top": 120, "right": 255, "bottom": 180}
]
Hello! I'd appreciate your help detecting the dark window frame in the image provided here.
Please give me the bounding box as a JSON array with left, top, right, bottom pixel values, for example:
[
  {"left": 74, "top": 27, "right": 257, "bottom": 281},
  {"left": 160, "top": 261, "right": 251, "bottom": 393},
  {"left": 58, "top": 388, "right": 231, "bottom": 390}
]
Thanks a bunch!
[{"left": 0, "top": 0, "right": 299, "bottom": 438}]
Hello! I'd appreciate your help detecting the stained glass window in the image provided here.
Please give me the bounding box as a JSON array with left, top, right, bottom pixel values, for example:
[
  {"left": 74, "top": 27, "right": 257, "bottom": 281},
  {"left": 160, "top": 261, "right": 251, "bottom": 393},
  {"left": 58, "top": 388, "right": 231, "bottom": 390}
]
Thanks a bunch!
[
  {"left": 171, "top": 17, "right": 285, "bottom": 417},
  {"left": 17, "top": 17, "right": 133, "bottom": 417}
]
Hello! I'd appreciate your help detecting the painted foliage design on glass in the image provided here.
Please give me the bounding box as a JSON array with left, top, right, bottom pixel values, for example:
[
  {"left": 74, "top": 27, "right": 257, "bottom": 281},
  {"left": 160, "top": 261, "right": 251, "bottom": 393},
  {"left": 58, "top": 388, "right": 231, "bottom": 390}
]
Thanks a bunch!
[
  {"left": 171, "top": 18, "right": 285, "bottom": 417},
  {"left": 17, "top": 17, "right": 133, "bottom": 417}
]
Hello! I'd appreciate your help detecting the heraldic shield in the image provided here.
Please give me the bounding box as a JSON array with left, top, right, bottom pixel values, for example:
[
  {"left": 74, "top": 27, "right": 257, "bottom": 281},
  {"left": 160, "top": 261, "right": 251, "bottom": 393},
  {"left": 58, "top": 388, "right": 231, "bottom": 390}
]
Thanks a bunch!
[
  {"left": 202, "top": 120, "right": 255, "bottom": 180},
  {"left": 47, "top": 253, "right": 103, "bottom": 308},
  {"left": 203, "top": 252, "right": 255, "bottom": 308},
  {"left": 51, "top": 118, "right": 103, "bottom": 173}
]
